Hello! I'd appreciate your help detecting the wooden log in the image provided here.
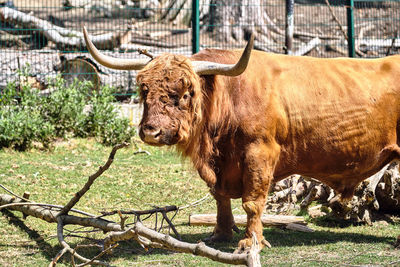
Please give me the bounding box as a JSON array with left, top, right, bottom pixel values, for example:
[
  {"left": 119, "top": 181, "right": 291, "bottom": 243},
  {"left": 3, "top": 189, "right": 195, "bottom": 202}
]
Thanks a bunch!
[
  {"left": 376, "top": 162, "right": 400, "bottom": 213},
  {"left": 325, "top": 44, "right": 347, "bottom": 56},
  {"left": 0, "top": 30, "right": 29, "bottom": 48},
  {"left": 269, "top": 187, "right": 292, "bottom": 203},
  {"left": 53, "top": 55, "right": 101, "bottom": 91},
  {"left": 300, "top": 186, "right": 318, "bottom": 209},
  {"left": 293, "top": 37, "right": 321, "bottom": 56},
  {"left": 189, "top": 214, "right": 307, "bottom": 227},
  {"left": 286, "top": 223, "right": 314, "bottom": 232},
  {"left": 359, "top": 38, "right": 400, "bottom": 48},
  {"left": 130, "top": 33, "right": 182, "bottom": 48}
]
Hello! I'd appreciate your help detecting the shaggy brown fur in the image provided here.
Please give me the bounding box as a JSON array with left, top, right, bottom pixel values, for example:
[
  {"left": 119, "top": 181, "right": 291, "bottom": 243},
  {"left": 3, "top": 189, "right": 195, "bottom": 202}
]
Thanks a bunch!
[{"left": 123, "top": 49, "right": 400, "bottom": 251}]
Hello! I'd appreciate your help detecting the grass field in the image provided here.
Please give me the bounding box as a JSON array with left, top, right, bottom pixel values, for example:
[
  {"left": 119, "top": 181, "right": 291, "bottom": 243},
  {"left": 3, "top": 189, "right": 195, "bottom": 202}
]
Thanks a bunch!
[{"left": 0, "top": 138, "right": 399, "bottom": 266}]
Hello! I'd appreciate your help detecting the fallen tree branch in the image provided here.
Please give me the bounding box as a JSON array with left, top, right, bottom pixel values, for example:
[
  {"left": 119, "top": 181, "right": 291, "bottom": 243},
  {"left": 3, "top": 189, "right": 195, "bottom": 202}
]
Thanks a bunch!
[
  {"left": 97, "top": 205, "right": 178, "bottom": 218},
  {"left": 49, "top": 247, "right": 68, "bottom": 267},
  {"left": 0, "top": 185, "right": 96, "bottom": 217},
  {"left": 55, "top": 217, "right": 109, "bottom": 266},
  {"left": 0, "top": 194, "right": 121, "bottom": 230},
  {"left": 294, "top": 31, "right": 340, "bottom": 40},
  {"left": 58, "top": 143, "right": 129, "bottom": 215},
  {"left": 324, "top": 0, "right": 365, "bottom": 57},
  {"left": 0, "top": 7, "right": 120, "bottom": 49},
  {"left": 105, "top": 222, "right": 261, "bottom": 266},
  {"left": 97, "top": 205, "right": 181, "bottom": 239},
  {"left": 130, "top": 33, "right": 183, "bottom": 48},
  {"left": 324, "top": 0, "right": 347, "bottom": 40},
  {"left": 1, "top": 193, "right": 262, "bottom": 266}
]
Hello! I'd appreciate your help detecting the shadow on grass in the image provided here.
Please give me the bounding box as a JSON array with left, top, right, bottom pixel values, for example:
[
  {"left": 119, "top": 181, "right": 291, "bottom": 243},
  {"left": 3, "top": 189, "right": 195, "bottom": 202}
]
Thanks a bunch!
[
  {"left": 261, "top": 227, "right": 395, "bottom": 248},
  {"left": 0, "top": 210, "right": 57, "bottom": 261},
  {"left": 0, "top": 209, "right": 141, "bottom": 264},
  {"left": 143, "top": 223, "right": 397, "bottom": 255}
]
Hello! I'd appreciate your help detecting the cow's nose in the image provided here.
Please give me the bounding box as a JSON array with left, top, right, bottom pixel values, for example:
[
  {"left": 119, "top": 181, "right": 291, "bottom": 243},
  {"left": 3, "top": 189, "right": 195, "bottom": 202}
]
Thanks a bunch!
[{"left": 141, "top": 124, "right": 162, "bottom": 143}]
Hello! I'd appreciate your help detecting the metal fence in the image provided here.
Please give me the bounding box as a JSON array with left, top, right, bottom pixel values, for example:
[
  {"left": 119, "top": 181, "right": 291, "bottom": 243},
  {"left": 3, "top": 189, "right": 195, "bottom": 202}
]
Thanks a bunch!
[{"left": 0, "top": 0, "right": 399, "bottom": 98}]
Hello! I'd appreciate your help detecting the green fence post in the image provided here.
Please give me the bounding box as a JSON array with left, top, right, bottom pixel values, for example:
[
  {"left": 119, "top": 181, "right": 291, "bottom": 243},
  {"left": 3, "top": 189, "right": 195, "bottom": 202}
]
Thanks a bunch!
[
  {"left": 347, "top": 0, "right": 355, "bottom": 57},
  {"left": 192, "top": 0, "right": 200, "bottom": 54},
  {"left": 285, "top": 0, "right": 294, "bottom": 55}
]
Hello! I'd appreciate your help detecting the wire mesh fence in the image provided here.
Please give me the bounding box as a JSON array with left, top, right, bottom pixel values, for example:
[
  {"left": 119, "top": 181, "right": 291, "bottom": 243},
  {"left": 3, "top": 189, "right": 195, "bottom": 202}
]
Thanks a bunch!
[
  {"left": 0, "top": 0, "right": 399, "bottom": 99},
  {"left": 353, "top": 1, "right": 400, "bottom": 57}
]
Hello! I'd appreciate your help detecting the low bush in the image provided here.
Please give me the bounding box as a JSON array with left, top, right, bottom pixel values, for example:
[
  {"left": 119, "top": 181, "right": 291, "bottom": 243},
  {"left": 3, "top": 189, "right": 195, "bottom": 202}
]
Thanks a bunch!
[
  {"left": 77, "top": 85, "right": 136, "bottom": 146},
  {"left": 0, "top": 81, "right": 55, "bottom": 150},
  {"left": 0, "top": 71, "right": 135, "bottom": 150},
  {"left": 41, "top": 77, "right": 89, "bottom": 138}
]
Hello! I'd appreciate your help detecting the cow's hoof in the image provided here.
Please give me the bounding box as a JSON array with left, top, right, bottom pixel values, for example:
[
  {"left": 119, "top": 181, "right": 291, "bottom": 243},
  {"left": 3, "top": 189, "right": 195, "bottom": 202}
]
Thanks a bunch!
[
  {"left": 203, "top": 232, "right": 232, "bottom": 243},
  {"left": 234, "top": 238, "right": 252, "bottom": 254},
  {"left": 234, "top": 237, "right": 272, "bottom": 254}
]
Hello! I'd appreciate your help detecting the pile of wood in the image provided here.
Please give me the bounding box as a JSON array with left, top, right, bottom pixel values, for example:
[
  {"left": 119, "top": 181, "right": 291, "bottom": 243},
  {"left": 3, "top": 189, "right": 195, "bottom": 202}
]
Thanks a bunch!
[
  {"left": 0, "top": 6, "right": 120, "bottom": 50},
  {"left": 267, "top": 162, "right": 400, "bottom": 224}
]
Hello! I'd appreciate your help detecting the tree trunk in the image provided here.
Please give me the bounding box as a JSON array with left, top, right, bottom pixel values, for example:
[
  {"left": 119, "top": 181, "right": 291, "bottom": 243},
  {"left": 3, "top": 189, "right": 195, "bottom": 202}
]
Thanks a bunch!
[
  {"left": 208, "top": 0, "right": 265, "bottom": 43},
  {"left": 160, "top": 0, "right": 211, "bottom": 26}
]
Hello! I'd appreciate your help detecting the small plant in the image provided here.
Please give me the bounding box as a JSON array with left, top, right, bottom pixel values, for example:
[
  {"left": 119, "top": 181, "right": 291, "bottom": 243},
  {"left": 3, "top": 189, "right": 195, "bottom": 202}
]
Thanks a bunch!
[{"left": 0, "top": 69, "right": 136, "bottom": 151}]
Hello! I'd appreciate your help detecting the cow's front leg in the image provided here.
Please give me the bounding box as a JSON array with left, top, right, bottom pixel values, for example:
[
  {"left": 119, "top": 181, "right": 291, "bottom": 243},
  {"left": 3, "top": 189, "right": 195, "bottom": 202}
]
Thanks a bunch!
[
  {"left": 204, "top": 192, "right": 234, "bottom": 242},
  {"left": 237, "top": 141, "right": 279, "bottom": 252}
]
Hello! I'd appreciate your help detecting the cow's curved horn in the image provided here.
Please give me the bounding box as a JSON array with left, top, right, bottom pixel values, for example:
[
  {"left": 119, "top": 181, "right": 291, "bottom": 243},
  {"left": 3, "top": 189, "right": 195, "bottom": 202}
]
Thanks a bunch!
[
  {"left": 83, "top": 26, "right": 150, "bottom": 70},
  {"left": 192, "top": 33, "right": 254, "bottom": 76}
]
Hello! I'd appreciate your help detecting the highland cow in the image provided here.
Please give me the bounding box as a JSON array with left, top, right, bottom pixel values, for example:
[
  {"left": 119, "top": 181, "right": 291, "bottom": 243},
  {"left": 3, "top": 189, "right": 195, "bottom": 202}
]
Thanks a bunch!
[{"left": 83, "top": 27, "right": 400, "bottom": 252}]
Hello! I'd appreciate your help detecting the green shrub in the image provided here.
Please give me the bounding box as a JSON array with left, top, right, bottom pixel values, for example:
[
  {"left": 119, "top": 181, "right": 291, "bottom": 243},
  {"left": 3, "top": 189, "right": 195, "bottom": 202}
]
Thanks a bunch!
[
  {"left": 0, "top": 83, "right": 54, "bottom": 150},
  {"left": 41, "top": 77, "right": 89, "bottom": 137},
  {"left": 0, "top": 70, "right": 136, "bottom": 150},
  {"left": 78, "top": 85, "right": 135, "bottom": 145}
]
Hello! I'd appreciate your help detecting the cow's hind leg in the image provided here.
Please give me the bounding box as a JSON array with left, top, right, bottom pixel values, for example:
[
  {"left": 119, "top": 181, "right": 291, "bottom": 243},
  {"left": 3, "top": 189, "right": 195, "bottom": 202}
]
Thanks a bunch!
[
  {"left": 204, "top": 193, "right": 234, "bottom": 242},
  {"left": 237, "top": 141, "right": 280, "bottom": 252}
]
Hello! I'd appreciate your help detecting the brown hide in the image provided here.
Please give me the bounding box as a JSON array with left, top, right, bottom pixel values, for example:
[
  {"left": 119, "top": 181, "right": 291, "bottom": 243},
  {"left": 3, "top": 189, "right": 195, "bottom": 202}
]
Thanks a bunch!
[{"left": 189, "top": 50, "right": 400, "bottom": 200}]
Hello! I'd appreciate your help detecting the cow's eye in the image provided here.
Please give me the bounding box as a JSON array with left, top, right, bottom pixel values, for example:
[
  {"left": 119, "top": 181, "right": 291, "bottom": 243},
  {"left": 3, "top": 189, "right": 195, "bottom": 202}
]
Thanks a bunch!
[
  {"left": 183, "top": 94, "right": 188, "bottom": 100},
  {"left": 167, "top": 94, "right": 179, "bottom": 106},
  {"left": 160, "top": 95, "right": 168, "bottom": 104}
]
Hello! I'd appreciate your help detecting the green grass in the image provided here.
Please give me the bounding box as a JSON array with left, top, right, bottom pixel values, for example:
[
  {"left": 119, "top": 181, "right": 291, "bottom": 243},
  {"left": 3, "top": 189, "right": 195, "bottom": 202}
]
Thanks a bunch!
[{"left": 0, "top": 138, "right": 399, "bottom": 266}]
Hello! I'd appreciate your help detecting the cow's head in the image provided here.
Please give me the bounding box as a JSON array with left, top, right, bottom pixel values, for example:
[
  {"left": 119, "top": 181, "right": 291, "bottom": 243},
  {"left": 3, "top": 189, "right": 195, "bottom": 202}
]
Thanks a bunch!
[{"left": 83, "top": 27, "right": 254, "bottom": 146}]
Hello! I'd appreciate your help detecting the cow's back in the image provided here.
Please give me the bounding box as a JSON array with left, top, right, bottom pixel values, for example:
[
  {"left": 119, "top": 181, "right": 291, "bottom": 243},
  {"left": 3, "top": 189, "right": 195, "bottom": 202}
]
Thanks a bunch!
[{"left": 193, "top": 50, "right": 400, "bottom": 197}]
